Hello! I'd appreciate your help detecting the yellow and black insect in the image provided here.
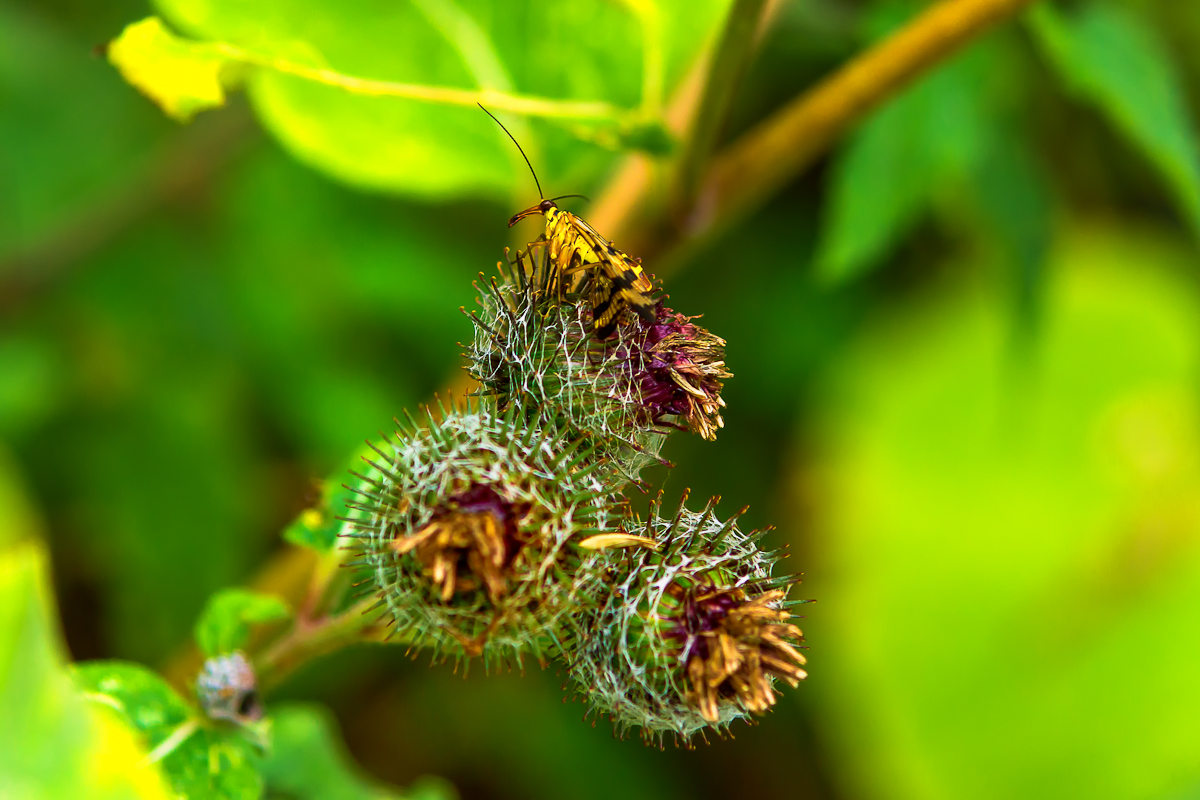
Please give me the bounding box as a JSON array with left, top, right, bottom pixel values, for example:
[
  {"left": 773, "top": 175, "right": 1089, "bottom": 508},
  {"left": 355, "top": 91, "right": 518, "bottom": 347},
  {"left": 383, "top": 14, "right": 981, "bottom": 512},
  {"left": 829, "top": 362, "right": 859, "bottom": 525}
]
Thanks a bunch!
[{"left": 481, "top": 105, "right": 657, "bottom": 339}]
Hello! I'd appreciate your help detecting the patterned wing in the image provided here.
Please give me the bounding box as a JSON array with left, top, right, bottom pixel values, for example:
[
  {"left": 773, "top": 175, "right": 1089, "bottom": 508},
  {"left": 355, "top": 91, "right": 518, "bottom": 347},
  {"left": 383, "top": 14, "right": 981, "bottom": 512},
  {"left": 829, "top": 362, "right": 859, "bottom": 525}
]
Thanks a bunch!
[
  {"left": 565, "top": 215, "right": 656, "bottom": 334},
  {"left": 587, "top": 255, "right": 657, "bottom": 339},
  {"left": 542, "top": 209, "right": 657, "bottom": 338},
  {"left": 588, "top": 271, "right": 623, "bottom": 339},
  {"left": 567, "top": 215, "right": 654, "bottom": 293}
]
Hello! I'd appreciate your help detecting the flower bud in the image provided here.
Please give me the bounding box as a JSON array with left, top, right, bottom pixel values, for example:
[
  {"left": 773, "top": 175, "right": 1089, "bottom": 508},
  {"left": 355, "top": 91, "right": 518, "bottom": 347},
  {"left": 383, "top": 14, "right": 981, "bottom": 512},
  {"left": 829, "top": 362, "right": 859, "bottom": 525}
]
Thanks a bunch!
[
  {"left": 197, "top": 651, "right": 262, "bottom": 724},
  {"left": 345, "top": 402, "right": 617, "bottom": 663}
]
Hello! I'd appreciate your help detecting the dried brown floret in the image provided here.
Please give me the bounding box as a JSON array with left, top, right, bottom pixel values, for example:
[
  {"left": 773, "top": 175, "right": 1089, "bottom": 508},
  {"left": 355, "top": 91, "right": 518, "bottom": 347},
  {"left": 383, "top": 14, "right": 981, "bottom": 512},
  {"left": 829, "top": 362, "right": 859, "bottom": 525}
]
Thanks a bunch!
[
  {"left": 675, "top": 588, "right": 807, "bottom": 722},
  {"left": 630, "top": 306, "right": 731, "bottom": 441},
  {"left": 391, "top": 485, "right": 532, "bottom": 602}
]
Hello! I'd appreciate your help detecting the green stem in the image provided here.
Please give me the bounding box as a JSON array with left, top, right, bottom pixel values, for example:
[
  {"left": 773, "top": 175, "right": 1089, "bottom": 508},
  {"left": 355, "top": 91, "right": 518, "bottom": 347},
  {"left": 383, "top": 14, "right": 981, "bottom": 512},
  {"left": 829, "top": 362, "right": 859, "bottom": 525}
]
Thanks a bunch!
[
  {"left": 303, "top": 534, "right": 361, "bottom": 622},
  {"left": 255, "top": 596, "right": 393, "bottom": 692},
  {"left": 671, "top": 0, "right": 769, "bottom": 212}
]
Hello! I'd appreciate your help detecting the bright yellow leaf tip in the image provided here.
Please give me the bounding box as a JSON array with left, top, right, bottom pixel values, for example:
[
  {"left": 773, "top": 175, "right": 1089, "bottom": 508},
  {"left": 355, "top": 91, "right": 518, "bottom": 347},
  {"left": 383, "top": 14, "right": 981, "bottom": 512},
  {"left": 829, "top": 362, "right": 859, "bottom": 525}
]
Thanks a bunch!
[{"left": 107, "top": 17, "right": 231, "bottom": 123}]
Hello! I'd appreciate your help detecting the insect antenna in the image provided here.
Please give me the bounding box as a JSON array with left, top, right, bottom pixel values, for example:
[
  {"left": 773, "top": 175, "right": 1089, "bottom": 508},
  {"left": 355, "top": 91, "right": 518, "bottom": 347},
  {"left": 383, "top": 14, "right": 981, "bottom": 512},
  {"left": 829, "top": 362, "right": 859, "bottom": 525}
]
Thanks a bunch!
[
  {"left": 479, "top": 103, "right": 543, "bottom": 200},
  {"left": 548, "top": 193, "right": 590, "bottom": 204}
]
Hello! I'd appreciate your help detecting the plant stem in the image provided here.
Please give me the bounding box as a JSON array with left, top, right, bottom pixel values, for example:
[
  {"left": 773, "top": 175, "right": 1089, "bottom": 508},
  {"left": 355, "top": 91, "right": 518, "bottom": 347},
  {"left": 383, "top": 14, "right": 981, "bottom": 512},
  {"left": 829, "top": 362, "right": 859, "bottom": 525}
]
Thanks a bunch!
[
  {"left": 604, "top": 0, "right": 1038, "bottom": 268},
  {"left": 693, "top": 0, "right": 1037, "bottom": 239},
  {"left": 671, "top": 0, "right": 770, "bottom": 213},
  {"left": 164, "top": 0, "right": 1036, "bottom": 697},
  {"left": 255, "top": 596, "right": 392, "bottom": 692}
]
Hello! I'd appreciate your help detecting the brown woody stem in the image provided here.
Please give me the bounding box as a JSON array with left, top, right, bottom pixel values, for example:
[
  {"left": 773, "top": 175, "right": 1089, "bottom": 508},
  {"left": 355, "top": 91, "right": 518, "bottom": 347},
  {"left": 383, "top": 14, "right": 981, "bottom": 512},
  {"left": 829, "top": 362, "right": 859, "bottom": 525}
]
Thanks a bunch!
[{"left": 609, "top": 0, "right": 1037, "bottom": 268}]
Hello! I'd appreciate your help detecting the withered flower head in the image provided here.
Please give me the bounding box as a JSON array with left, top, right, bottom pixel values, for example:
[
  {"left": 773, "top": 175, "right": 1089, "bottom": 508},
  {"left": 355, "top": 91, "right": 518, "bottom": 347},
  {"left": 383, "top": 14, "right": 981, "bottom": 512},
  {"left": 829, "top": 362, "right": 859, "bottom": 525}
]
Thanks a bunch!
[
  {"left": 346, "top": 402, "right": 617, "bottom": 662},
  {"left": 391, "top": 484, "right": 531, "bottom": 603},
  {"left": 196, "top": 651, "right": 262, "bottom": 725},
  {"left": 671, "top": 587, "right": 807, "bottom": 723},
  {"left": 630, "top": 306, "right": 731, "bottom": 441},
  {"left": 466, "top": 247, "right": 678, "bottom": 485},
  {"left": 566, "top": 492, "right": 806, "bottom": 744}
]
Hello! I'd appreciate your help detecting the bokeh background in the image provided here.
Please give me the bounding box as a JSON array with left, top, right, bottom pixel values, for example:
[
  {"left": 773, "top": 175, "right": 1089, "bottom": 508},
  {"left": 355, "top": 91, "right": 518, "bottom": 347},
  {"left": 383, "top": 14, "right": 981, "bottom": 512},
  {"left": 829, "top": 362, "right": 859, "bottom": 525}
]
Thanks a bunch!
[{"left": 4, "top": 0, "right": 1200, "bottom": 798}]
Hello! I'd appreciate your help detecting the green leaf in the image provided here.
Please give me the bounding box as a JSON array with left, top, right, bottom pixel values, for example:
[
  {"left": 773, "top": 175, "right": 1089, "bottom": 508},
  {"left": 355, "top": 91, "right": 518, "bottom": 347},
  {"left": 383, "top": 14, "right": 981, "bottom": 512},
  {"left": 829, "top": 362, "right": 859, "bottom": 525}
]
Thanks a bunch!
[
  {"left": 262, "top": 703, "right": 457, "bottom": 800},
  {"left": 816, "top": 90, "right": 926, "bottom": 282},
  {"left": 609, "top": 118, "right": 678, "bottom": 156},
  {"left": 107, "top": 17, "right": 239, "bottom": 122},
  {"left": 0, "top": 540, "right": 171, "bottom": 799},
  {"left": 281, "top": 503, "right": 339, "bottom": 554},
  {"left": 282, "top": 454, "right": 370, "bottom": 554},
  {"left": 811, "top": 225, "right": 1200, "bottom": 800},
  {"left": 195, "top": 588, "right": 291, "bottom": 657},
  {"left": 286, "top": 434, "right": 430, "bottom": 553},
  {"left": 816, "top": 27, "right": 994, "bottom": 282},
  {"left": 75, "top": 661, "right": 265, "bottom": 800},
  {"left": 1029, "top": 3, "right": 1200, "bottom": 239},
  {"left": 145, "top": 0, "right": 732, "bottom": 197},
  {"left": 971, "top": 134, "right": 1053, "bottom": 335}
]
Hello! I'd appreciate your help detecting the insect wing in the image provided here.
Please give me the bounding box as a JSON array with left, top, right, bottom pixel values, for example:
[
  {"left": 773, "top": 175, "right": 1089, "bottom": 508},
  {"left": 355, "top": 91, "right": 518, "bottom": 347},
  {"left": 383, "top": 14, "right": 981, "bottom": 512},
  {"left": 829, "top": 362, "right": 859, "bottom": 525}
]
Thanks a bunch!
[
  {"left": 588, "top": 272, "right": 624, "bottom": 339},
  {"left": 587, "top": 264, "right": 657, "bottom": 340},
  {"left": 528, "top": 208, "right": 658, "bottom": 337}
]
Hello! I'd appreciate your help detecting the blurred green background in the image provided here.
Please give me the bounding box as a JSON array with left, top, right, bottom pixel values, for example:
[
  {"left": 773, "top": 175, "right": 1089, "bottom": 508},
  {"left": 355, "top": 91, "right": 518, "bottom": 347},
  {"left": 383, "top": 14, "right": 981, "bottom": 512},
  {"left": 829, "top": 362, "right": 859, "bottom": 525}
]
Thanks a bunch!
[{"left": 4, "top": 0, "right": 1200, "bottom": 798}]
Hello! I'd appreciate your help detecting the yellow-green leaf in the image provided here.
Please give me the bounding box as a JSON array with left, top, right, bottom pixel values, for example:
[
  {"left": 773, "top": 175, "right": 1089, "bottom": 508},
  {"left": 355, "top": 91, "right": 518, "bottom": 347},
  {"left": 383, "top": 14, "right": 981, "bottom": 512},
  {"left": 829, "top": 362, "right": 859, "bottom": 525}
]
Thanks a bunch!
[
  {"left": 810, "top": 225, "right": 1200, "bottom": 800},
  {"left": 76, "top": 661, "right": 265, "bottom": 800},
  {"left": 0, "top": 540, "right": 172, "bottom": 799},
  {"left": 145, "top": 0, "right": 731, "bottom": 197},
  {"left": 107, "top": 17, "right": 233, "bottom": 122}
]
